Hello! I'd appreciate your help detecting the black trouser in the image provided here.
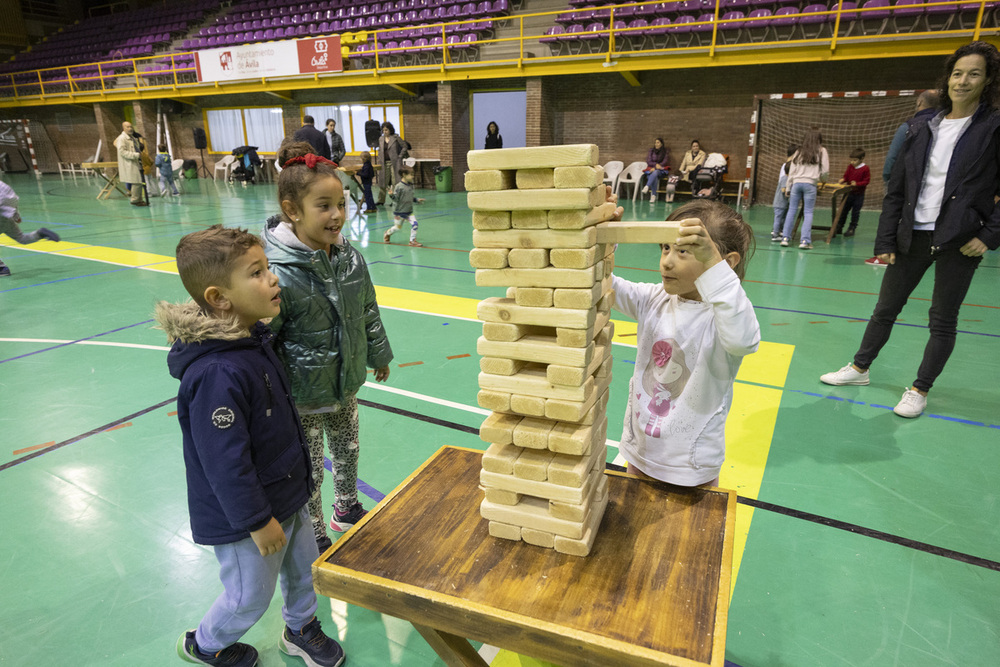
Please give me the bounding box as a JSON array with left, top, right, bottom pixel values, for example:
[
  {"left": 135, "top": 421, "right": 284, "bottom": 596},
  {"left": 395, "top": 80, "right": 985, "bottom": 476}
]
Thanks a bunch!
[
  {"left": 835, "top": 191, "right": 864, "bottom": 233},
  {"left": 854, "top": 231, "right": 982, "bottom": 392}
]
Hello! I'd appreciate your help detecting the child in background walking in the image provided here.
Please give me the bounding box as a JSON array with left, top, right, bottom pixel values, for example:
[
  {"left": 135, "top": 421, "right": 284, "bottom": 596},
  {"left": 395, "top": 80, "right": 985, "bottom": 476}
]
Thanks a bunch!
[
  {"left": 771, "top": 143, "right": 798, "bottom": 242},
  {"left": 156, "top": 225, "right": 345, "bottom": 667},
  {"left": 611, "top": 200, "right": 760, "bottom": 487},
  {"left": 780, "top": 128, "right": 829, "bottom": 250},
  {"left": 155, "top": 144, "right": 181, "bottom": 197},
  {"left": 834, "top": 148, "right": 870, "bottom": 237},
  {"left": 263, "top": 140, "right": 393, "bottom": 553},
  {"left": 384, "top": 167, "right": 425, "bottom": 247},
  {"left": 358, "top": 151, "right": 377, "bottom": 214},
  {"left": 0, "top": 180, "right": 60, "bottom": 277}
]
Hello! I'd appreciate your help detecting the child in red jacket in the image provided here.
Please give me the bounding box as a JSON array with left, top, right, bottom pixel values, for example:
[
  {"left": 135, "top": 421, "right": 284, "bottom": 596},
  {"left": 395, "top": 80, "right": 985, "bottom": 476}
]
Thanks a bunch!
[{"left": 835, "top": 148, "right": 871, "bottom": 237}]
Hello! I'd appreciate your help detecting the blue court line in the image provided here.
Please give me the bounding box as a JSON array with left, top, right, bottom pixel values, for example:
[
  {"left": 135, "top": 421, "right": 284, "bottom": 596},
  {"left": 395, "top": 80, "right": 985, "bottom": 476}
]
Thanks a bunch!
[
  {"left": 789, "top": 388, "right": 1000, "bottom": 429},
  {"left": 756, "top": 305, "right": 1000, "bottom": 338},
  {"left": 0, "top": 264, "right": 139, "bottom": 293},
  {"left": 368, "top": 260, "right": 476, "bottom": 274},
  {"left": 0, "top": 319, "right": 154, "bottom": 364},
  {"left": 322, "top": 457, "right": 386, "bottom": 503}
]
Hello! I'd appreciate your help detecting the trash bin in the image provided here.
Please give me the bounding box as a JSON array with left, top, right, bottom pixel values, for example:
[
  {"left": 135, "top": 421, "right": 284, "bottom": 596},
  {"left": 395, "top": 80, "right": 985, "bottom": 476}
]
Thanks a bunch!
[
  {"left": 182, "top": 159, "right": 198, "bottom": 179},
  {"left": 434, "top": 165, "right": 452, "bottom": 193}
]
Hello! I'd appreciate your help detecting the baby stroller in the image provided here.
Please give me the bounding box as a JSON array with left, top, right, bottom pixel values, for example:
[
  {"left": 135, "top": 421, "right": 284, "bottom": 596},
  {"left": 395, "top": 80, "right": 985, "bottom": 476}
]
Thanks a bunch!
[
  {"left": 691, "top": 153, "right": 728, "bottom": 200},
  {"left": 230, "top": 145, "right": 262, "bottom": 184}
]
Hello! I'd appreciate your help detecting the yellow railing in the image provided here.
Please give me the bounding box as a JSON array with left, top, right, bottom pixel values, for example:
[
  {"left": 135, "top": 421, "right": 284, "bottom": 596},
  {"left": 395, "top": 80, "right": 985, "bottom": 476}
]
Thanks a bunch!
[{"left": 0, "top": 0, "right": 994, "bottom": 102}]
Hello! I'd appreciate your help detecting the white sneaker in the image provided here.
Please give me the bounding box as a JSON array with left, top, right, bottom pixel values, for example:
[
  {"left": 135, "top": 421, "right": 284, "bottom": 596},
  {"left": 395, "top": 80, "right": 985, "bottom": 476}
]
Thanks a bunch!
[
  {"left": 780, "top": 237, "right": 789, "bottom": 247},
  {"left": 799, "top": 241, "right": 813, "bottom": 249},
  {"left": 893, "top": 388, "right": 926, "bottom": 418},
  {"left": 641, "top": 185, "right": 649, "bottom": 194},
  {"left": 820, "top": 364, "right": 870, "bottom": 386},
  {"left": 650, "top": 193, "right": 656, "bottom": 203}
]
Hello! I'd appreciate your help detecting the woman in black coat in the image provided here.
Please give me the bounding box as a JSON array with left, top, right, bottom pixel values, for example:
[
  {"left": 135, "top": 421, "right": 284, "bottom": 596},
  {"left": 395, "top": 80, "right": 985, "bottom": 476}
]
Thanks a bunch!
[
  {"left": 821, "top": 41, "right": 1000, "bottom": 418},
  {"left": 485, "top": 121, "right": 502, "bottom": 149}
]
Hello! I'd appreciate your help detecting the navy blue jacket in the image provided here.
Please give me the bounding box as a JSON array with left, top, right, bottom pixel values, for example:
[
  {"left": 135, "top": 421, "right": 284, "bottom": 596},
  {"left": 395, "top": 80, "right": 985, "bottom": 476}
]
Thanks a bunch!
[
  {"left": 878, "top": 103, "right": 1000, "bottom": 255},
  {"left": 292, "top": 124, "right": 332, "bottom": 160},
  {"left": 158, "top": 303, "right": 312, "bottom": 546}
]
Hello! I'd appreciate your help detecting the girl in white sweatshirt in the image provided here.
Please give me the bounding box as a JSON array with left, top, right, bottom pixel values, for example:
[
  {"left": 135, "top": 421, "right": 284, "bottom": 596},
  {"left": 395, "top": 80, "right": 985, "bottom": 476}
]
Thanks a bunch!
[{"left": 613, "top": 200, "right": 760, "bottom": 487}]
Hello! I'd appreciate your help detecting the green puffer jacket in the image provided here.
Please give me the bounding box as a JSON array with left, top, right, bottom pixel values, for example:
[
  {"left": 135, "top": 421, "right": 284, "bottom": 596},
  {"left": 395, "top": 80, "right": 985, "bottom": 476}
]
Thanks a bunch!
[{"left": 263, "top": 216, "right": 393, "bottom": 408}]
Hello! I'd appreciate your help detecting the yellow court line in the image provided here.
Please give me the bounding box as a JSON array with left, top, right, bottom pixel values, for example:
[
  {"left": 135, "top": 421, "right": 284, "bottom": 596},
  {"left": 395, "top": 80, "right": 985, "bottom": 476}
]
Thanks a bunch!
[{"left": 13, "top": 237, "right": 790, "bottom": 614}]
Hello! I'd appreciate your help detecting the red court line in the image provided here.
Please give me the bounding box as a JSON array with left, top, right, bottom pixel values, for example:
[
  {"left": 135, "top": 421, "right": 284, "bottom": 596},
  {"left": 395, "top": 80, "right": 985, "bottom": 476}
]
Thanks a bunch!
[
  {"left": 398, "top": 361, "right": 424, "bottom": 367},
  {"left": 104, "top": 422, "right": 132, "bottom": 432},
  {"left": 447, "top": 353, "right": 471, "bottom": 359},
  {"left": 12, "top": 441, "right": 55, "bottom": 456},
  {"left": 615, "top": 264, "right": 999, "bottom": 309},
  {"left": 772, "top": 323, "right": 791, "bottom": 326},
  {"left": 167, "top": 411, "right": 177, "bottom": 416},
  {"left": 809, "top": 321, "right": 829, "bottom": 324}
]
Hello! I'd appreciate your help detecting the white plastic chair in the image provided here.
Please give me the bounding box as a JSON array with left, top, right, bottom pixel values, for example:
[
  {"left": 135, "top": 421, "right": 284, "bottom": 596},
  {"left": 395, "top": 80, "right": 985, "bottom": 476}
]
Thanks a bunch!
[
  {"left": 171, "top": 158, "right": 184, "bottom": 178},
  {"left": 213, "top": 155, "right": 236, "bottom": 181},
  {"left": 617, "top": 161, "right": 647, "bottom": 202},
  {"left": 602, "top": 160, "right": 624, "bottom": 194}
]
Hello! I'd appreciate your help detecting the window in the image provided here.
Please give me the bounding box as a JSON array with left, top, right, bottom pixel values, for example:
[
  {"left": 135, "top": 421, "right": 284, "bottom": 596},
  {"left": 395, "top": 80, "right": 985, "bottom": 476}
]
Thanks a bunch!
[
  {"left": 205, "top": 107, "right": 283, "bottom": 153},
  {"left": 302, "top": 103, "right": 402, "bottom": 154}
]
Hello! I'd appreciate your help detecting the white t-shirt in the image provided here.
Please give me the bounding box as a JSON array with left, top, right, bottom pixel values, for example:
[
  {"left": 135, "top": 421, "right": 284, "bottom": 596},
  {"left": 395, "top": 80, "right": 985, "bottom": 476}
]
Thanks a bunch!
[
  {"left": 612, "top": 262, "right": 760, "bottom": 486},
  {"left": 914, "top": 116, "right": 972, "bottom": 229}
]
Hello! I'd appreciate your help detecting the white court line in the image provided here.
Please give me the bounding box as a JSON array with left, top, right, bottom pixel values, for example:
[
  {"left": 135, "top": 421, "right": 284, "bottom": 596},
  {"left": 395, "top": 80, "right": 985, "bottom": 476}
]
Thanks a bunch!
[{"left": 0, "top": 337, "right": 171, "bottom": 351}]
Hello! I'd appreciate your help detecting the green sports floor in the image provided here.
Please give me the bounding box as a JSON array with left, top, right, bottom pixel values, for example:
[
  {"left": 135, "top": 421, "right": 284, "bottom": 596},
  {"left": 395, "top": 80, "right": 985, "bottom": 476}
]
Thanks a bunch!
[{"left": 2, "top": 172, "right": 998, "bottom": 667}]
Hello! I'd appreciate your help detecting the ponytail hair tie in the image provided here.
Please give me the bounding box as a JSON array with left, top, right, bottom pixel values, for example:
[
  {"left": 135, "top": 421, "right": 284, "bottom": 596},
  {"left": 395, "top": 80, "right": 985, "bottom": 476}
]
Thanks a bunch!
[{"left": 282, "top": 154, "right": 339, "bottom": 169}]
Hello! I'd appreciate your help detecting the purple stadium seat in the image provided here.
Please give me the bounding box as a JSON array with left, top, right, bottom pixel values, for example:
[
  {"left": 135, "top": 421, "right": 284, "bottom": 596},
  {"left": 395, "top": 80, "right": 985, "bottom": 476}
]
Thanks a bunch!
[
  {"left": 540, "top": 24, "right": 565, "bottom": 43},
  {"left": 264, "top": 28, "right": 275, "bottom": 39},
  {"left": 719, "top": 10, "right": 746, "bottom": 43},
  {"left": 770, "top": 6, "right": 800, "bottom": 39},
  {"left": 745, "top": 7, "right": 772, "bottom": 41},
  {"left": 892, "top": 0, "right": 926, "bottom": 32},
  {"left": 858, "top": 0, "right": 890, "bottom": 34},
  {"left": 800, "top": 4, "right": 833, "bottom": 38}
]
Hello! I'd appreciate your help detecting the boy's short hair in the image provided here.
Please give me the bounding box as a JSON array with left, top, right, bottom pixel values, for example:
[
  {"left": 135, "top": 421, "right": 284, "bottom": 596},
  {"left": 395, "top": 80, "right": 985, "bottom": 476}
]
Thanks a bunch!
[
  {"left": 850, "top": 148, "right": 865, "bottom": 160},
  {"left": 787, "top": 143, "right": 799, "bottom": 157},
  {"left": 176, "top": 225, "right": 263, "bottom": 309},
  {"left": 158, "top": 143, "right": 167, "bottom": 152},
  {"left": 361, "top": 151, "right": 371, "bottom": 161},
  {"left": 399, "top": 167, "right": 413, "bottom": 177}
]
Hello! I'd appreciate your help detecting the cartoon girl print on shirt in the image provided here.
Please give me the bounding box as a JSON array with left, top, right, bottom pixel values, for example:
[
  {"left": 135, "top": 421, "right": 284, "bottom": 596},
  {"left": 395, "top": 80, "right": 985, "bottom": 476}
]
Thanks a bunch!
[{"left": 639, "top": 339, "right": 690, "bottom": 438}]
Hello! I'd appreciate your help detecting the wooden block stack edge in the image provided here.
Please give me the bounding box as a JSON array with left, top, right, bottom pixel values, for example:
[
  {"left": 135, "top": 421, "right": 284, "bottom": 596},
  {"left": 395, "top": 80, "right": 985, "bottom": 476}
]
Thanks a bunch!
[{"left": 468, "top": 144, "right": 615, "bottom": 557}]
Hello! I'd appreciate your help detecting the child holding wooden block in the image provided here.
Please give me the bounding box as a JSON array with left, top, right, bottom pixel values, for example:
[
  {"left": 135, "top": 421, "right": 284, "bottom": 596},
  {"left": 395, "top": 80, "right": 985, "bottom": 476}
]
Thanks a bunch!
[{"left": 612, "top": 200, "right": 760, "bottom": 487}]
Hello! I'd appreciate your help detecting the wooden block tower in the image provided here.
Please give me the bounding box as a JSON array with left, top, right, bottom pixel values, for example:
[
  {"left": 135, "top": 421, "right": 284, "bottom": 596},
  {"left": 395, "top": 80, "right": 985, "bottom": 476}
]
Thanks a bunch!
[{"left": 465, "top": 144, "right": 619, "bottom": 557}]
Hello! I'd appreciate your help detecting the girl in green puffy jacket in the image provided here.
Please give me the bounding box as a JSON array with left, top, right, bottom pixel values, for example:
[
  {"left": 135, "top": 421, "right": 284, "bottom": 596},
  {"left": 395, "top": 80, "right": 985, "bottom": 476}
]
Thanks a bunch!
[{"left": 264, "top": 140, "right": 394, "bottom": 552}]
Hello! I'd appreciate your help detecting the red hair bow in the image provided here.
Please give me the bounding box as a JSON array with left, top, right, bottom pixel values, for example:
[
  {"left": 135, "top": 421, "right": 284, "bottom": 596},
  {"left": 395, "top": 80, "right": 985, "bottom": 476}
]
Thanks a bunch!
[{"left": 282, "top": 154, "right": 338, "bottom": 169}]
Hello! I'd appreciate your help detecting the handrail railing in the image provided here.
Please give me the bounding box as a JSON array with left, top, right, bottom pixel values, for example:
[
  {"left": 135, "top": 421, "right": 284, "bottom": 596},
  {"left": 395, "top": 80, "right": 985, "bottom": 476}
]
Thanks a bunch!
[{"left": 0, "top": 0, "right": 994, "bottom": 101}]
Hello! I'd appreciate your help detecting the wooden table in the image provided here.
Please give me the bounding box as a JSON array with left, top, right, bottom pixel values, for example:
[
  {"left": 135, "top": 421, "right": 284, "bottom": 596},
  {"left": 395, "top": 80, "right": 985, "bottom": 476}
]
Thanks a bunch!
[
  {"left": 81, "top": 161, "right": 129, "bottom": 200},
  {"left": 313, "top": 446, "right": 736, "bottom": 667},
  {"left": 789, "top": 182, "right": 851, "bottom": 243}
]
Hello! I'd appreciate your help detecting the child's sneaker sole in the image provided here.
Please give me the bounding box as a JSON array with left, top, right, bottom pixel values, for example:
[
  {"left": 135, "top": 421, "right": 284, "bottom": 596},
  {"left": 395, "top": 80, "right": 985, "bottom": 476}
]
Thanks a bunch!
[{"left": 177, "top": 630, "right": 259, "bottom": 666}]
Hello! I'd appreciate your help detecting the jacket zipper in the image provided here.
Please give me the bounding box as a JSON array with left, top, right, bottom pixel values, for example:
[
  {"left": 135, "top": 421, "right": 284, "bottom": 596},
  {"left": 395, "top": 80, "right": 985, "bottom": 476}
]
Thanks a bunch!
[{"left": 264, "top": 372, "right": 273, "bottom": 417}]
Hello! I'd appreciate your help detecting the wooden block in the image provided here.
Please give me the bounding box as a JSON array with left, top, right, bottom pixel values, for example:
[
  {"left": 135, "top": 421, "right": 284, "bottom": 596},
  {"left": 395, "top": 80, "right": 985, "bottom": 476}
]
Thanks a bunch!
[
  {"left": 512, "top": 417, "right": 555, "bottom": 449},
  {"left": 507, "top": 248, "right": 550, "bottom": 269},
  {"left": 484, "top": 488, "right": 521, "bottom": 505},
  {"left": 480, "top": 357, "right": 527, "bottom": 376},
  {"left": 468, "top": 188, "right": 599, "bottom": 212},
  {"left": 595, "top": 354, "right": 613, "bottom": 379},
  {"left": 553, "top": 487, "right": 609, "bottom": 556},
  {"left": 488, "top": 521, "right": 521, "bottom": 541},
  {"left": 511, "top": 210, "right": 548, "bottom": 229},
  {"left": 482, "top": 494, "right": 592, "bottom": 541},
  {"left": 550, "top": 473, "right": 608, "bottom": 522},
  {"left": 604, "top": 255, "right": 614, "bottom": 278},
  {"left": 469, "top": 248, "right": 509, "bottom": 269},
  {"left": 465, "top": 169, "right": 516, "bottom": 192},
  {"left": 595, "top": 220, "right": 682, "bottom": 245},
  {"left": 548, "top": 443, "right": 607, "bottom": 488},
  {"left": 550, "top": 243, "right": 607, "bottom": 270},
  {"left": 510, "top": 393, "right": 546, "bottom": 417},
  {"left": 479, "top": 369, "right": 593, "bottom": 402},
  {"left": 479, "top": 412, "right": 522, "bottom": 445},
  {"left": 547, "top": 343, "right": 609, "bottom": 387},
  {"left": 553, "top": 275, "right": 612, "bottom": 310},
  {"left": 513, "top": 447, "right": 554, "bottom": 481},
  {"left": 467, "top": 144, "right": 598, "bottom": 171},
  {"left": 477, "top": 335, "right": 592, "bottom": 368},
  {"left": 477, "top": 389, "right": 510, "bottom": 412},
  {"left": 515, "top": 168, "right": 554, "bottom": 190},
  {"left": 513, "top": 287, "right": 554, "bottom": 308},
  {"left": 553, "top": 165, "right": 604, "bottom": 189},
  {"left": 482, "top": 441, "right": 521, "bottom": 475},
  {"left": 597, "top": 290, "right": 612, "bottom": 313},
  {"left": 480, "top": 462, "right": 601, "bottom": 503},
  {"left": 476, "top": 265, "right": 600, "bottom": 289},
  {"left": 478, "top": 297, "right": 596, "bottom": 330},
  {"left": 472, "top": 210, "right": 511, "bottom": 230},
  {"left": 481, "top": 322, "right": 547, "bottom": 342},
  {"left": 548, "top": 201, "right": 619, "bottom": 230},
  {"left": 473, "top": 228, "right": 597, "bottom": 250},
  {"left": 545, "top": 372, "right": 612, "bottom": 423},
  {"left": 549, "top": 414, "right": 606, "bottom": 456},
  {"left": 556, "top": 309, "right": 611, "bottom": 347},
  {"left": 520, "top": 527, "right": 556, "bottom": 548},
  {"left": 596, "top": 321, "right": 614, "bottom": 347}
]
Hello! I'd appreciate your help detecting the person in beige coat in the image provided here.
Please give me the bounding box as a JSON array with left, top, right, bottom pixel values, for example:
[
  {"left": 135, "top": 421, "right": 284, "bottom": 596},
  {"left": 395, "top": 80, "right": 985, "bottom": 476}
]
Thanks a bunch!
[{"left": 115, "top": 121, "right": 147, "bottom": 206}]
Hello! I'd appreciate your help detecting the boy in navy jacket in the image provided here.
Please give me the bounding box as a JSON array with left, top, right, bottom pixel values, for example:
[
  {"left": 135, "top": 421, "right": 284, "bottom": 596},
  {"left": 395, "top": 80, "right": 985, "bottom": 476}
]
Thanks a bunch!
[{"left": 156, "top": 224, "right": 344, "bottom": 667}]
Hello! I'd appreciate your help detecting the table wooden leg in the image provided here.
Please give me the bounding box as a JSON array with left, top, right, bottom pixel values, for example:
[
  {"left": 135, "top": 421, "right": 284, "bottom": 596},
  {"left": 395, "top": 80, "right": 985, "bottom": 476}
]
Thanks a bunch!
[
  {"left": 412, "top": 623, "right": 490, "bottom": 667},
  {"left": 827, "top": 190, "right": 850, "bottom": 243}
]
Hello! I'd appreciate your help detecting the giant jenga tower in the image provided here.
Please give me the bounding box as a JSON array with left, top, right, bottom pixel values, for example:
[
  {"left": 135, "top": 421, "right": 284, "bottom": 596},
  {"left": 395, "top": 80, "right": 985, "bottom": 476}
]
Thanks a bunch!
[{"left": 465, "top": 144, "right": 620, "bottom": 557}]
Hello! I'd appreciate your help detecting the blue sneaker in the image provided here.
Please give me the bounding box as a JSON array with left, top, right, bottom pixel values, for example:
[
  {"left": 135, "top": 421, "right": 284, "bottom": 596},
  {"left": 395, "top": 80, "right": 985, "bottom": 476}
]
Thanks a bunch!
[
  {"left": 280, "top": 617, "right": 345, "bottom": 667},
  {"left": 328, "top": 502, "right": 366, "bottom": 533},
  {"left": 177, "top": 630, "right": 258, "bottom": 666}
]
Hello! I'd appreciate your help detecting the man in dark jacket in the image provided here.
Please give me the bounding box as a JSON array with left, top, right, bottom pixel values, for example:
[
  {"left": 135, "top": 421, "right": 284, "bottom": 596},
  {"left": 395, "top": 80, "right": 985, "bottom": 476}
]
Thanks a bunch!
[
  {"left": 292, "top": 115, "right": 331, "bottom": 160},
  {"left": 882, "top": 89, "right": 940, "bottom": 184}
]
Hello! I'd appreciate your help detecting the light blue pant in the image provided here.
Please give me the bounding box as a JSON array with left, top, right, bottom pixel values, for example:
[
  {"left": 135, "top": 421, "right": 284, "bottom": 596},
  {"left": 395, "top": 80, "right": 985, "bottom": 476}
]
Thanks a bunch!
[
  {"left": 772, "top": 195, "right": 788, "bottom": 237},
  {"left": 782, "top": 182, "right": 817, "bottom": 244},
  {"left": 195, "top": 505, "right": 318, "bottom": 653},
  {"left": 644, "top": 168, "right": 669, "bottom": 193}
]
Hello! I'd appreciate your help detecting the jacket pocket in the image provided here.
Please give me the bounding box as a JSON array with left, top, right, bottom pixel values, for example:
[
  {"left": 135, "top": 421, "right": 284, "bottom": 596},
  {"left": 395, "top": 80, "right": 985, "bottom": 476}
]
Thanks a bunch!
[{"left": 257, "top": 441, "right": 307, "bottom": 488}]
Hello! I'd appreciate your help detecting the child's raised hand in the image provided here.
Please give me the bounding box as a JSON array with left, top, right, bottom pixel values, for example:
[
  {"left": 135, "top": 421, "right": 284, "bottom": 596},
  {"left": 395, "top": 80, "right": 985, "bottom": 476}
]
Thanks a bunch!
[
  {"left": 250, "top": 517, "right": 287, "bottom": 556},
  {"left": 603, "top": 184, "right": 624, "bottom": 221},
  {"left": 374, "top": 365, "right": 390, "bottom": 382},
  {"left": 675, "top": 220, "right": 724, "bottom": 268}
]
